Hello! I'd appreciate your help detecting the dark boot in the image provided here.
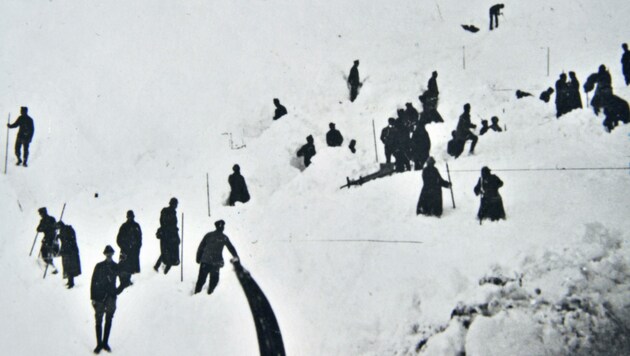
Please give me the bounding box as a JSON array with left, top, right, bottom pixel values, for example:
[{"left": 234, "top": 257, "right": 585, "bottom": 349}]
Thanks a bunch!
[
  {"left": 164, "top": 264, "right": 171, "bottom": 275},
  {"left": 16, "top": 158, "right": 22, "bottom": 166},
  {"left": 94, "top": 325, "right": 103, "bottom": 354},
  {"left": 67, "top": 276, "right": 75, "bottom": 289},
  {"left": 153, "top": 257, "right": 161, "bottom": 272},
  {"left": 102, "top": 318, "right": 112, "bottom": 352}
]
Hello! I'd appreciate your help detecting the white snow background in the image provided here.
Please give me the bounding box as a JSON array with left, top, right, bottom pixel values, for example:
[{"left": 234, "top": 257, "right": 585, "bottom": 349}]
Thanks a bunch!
[{"left": 0, "top": 0, "right": 629, "bottom": 355}]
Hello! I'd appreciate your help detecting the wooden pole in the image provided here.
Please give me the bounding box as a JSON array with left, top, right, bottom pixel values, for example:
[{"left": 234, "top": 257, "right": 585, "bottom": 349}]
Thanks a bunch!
[
  {"left": 446, "top": 163, "right": 456, "bottom": 209},
  {"left": 4, "top": 113, "right": 10, "bottom": 174},
  {"left": 371, "top": 120, "right": 379, "bottom": 164},
  {"left": 206, "top": 173, "right": 211, "bottom": 217}
]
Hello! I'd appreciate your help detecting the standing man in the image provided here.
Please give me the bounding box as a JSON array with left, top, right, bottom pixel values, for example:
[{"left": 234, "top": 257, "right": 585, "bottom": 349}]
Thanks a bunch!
[
  {"left": 425, "top": 71, "right": 439, "bottom": 111},
  {"left": 584, "top": 64, "right": 613, "bottom": 115},
  {"left": 621, "top": 43, "right": 630, "bottom": 86},
  {"left": 228, "top": 164, "right": 250, "bottom": 206},
  {"left": 57, "top": 221, "right": 81, "bottom": 289},
  {"left": 380, "top": 118, "right": 398, "bottom": 165},
  {"left": 154, "top": 198, "right": 180, "bottom": 274},
  {"left": 326, "top": 123, "right": 344, "bottom": 147},
  {"left": 555, "top": 73, "right": 569, "bottom": 118},
  {"left": 347, "top": 60, "right": 361, "bottom": 102},
  {"left": 90, "top": 245, "right": 126, "bottom": 354},
  {"left": 297, "top": 135, "right": 316, "bottom": 168},
  {"left": 37, "top": 207, "right": 58, "bottom": 274},
  {"left": 195, "top": 220, "right": 239, "bottom": 295},
  {"left": 474, "top": 166, "right": 506, "bottom": 222},
  {"left": 567, "top": 72, "right": 583, "bottom": 112},
  {"left": 416, "top": 157, "right": 451, "bottom": 217},
  {"left": 489, "top": 4, "right": 504, "bottom": 31},
  {"left": 116, "top": 210, "right": 142, "bottom": 287},
  {"left": 7, "top": 106, "right": 34, "bottom": 167},
  {"left": 455, "top": 104, "right": 478, "bottom": 155}
]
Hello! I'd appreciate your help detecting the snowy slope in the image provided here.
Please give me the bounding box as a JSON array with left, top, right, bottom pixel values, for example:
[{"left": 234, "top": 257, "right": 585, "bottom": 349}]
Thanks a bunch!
[{"left": 0, "top": 0, "right": 629, "bottom": 355}]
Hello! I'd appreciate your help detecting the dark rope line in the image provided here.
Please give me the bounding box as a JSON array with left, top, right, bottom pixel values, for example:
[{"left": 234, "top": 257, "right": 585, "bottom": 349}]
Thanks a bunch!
[
  {"left": 448, "top": 167, "right": 629, "bottom": 173},
  {"left": 279, "top": 239, "right": 423, "bottom": 244}
]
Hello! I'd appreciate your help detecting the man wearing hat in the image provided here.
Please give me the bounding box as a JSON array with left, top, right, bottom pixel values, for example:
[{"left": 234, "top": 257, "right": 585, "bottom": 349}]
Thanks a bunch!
[
  {"left": 417, "top": 157, "right": 451, "bottom": 217},
  {"left": 194, "top": 220, "right": 239, "bottom": 295},
  {"left": 455, "top": 103, "right": 478, "bottom": 155},
  {"left": 36, "top": 207, "right": 58, "bottom": 273},
  {"left": 326, "top": 122, "right": 344, "bottom": 147},
  {"left": 57, "top": 220, "right": 81, "bottom": 289},
  {"left": 347, "top": 60, "right": 361, "bottom": 102},
  {"left": 474, "top": 166, "right": 506, "bottom": 222},
  {"left": 90, "top": 245, "right": 126, "bottom": 353},
  {"left": 7, "top": 106, "right": 34, "bottom": 167},
  {"left": 228, "top": 164, "right": 250, "bottom": 206},
  {"left": 116, "top": 210, "right": 142, "bottom": 286},
  {"left": 297, "top": 135, "right": 316, "bottom": 168},
  {"left": 154, "top": 198, "right": 180, "bottom": 274}
]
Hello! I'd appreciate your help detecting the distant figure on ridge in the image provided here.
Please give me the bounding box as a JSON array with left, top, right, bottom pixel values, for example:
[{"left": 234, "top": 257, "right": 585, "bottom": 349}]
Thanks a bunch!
[
  {"left": 416, "top": 157, "right": 451, "bottom": 217},
  {"left": 228, "top": 164, "right": 250, "bottom": 206},
  {"left": 7, "top": 106, "right": 34, "bottom": 167},
  {"left": 347, "top": 60, "right": 361, "bottom": 102},
  {"left": 455, "top": 103, "right": 478, "bottom": 154},
  {"left": 195, "top": 220, "right": 239, "bottom": 295},
  {"left": 57, "top": 221, "right": 81, "bottom": 289},
  {"left": 272, "top": 98, "right": 287, "bottom": 120},
  {"left": 153, "top": 198, "right": 180, "bottom": 274},
  {"left": 489, "top": 4, "right": 504, "bottom": 30},
  {"left": 621, "top": 43, "right": 630, "bottom": 85},
  {"left": 116, "top": 210, "right": 142, "bottom": 287},
  {"left": 474, "top": 166, "right": 506, "bottom": 222},
  {"left": 489, "top": 116, "right": 503, "bottom": 132},
  {"left": 425, "top": 71, "right": 439, "bottom": 110},
  {"left": 326, "top": 122, "right": 344, "bottom": 147},
  {"left": 90, "top": 245, "right": 126, "bottom": 354},
  {"left": 479, "top": 120, "right": 490, "bottom": 135},
  {"left": 348, "top": 139, "right": 357, "bottom": 154},
  {"left": 37, "top": 207, "right": 58, "bottom": 274},
  {"left": 297, "top": 135, "right": 316, "bottom": 168}
]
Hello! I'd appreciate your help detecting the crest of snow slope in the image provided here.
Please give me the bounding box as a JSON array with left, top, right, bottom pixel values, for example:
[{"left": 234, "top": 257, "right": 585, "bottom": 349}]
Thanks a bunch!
[{"left": 0, "top": 0, "right": 629, "bottom": 355}]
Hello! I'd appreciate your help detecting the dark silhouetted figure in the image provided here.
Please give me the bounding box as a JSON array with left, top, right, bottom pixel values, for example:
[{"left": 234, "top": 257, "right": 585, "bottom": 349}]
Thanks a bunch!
[
  {"left": 425, "top": 71, "right": 439, "bottom": 110},
  {"left": 348, "top": 139, "right": 356, "bottom": 154},
  {"left": 347, "top": 60, "right": 361, "bottom": 102},
  {"left": 622, "top": 43, "right": 630, "bottom": 85},
  {"left": 57, "top": 221, "right": 81, "bottom": 289},
  {"left": 555, "top": 73, "right": 569, "bottom": 118},
  {"left": 462, "top": 24, "right": 480, "bottom": 33},
  {"left": 195, "top": 220, "right": 238, "bottom": 295},
  {"left": 567, "top": 72, "right": 583, "bottom": 112},
  {"left": 380, "top": 118, "right": 398, "bottom": 164},
  {"left": 91, "top": 245, "right": 126, "bottom": 354},
  {"left": 228, "top": 164, "right": 250, "bottom": 206},
  {"left": 405, "top": 102, "right": 420, "bottom": 125},
  {"left": 393, "top": 117, "right": 411, "bottom": 172},
  {"left": 474, "top": 167, "right": 506, "bottom": 222},
  {"left": 539, "top": 87, "right": 554, "bottom": 103},
  {"left": 602, "top": 94, "right": 630, "bottom": 132},
  {"left": 417, "top": 157, "right": 451, "bottom": 217},
  {"left": 326, "top": 123, "right": 344, "bottom": 147},
  {"left": 489, "top": 4, "right": 504, "bottom": 30},
  {"left": 584, "top": 64, "right": 613, "bottom": 115},
  {"left": 153, "top": 198, "right": 180, "bottom": 274},
  {"left": 37, "top": 207, "right": 58, "bottom": 274},
  {"left": 447, "top": 131, "right": 465, "bottom": 159},
  {"left": 272, "top": 98, "right": 288, "bottom": 120},
  {"left": 479, "top": 120, "right": 489, "bottom": 135},
  {"left": 489, "top": 116, "right": 503, "bottom": 132},
  {"left": 515, "top": 90, "right": 533, "bottom": 99},
  {"left": 410, "top": 121, "right": 431, "bottom": 170},
  {"left": 297, "top": 135, "right": 316, "bottom": 167},
  {"left": 116, "top": 210, "right": 142, "bottom": 287},
  {"left": 455, "top": 104, "right": 478, "bottom": 154},
  {"left": 7, "top": 106, "right": 34, "bottom": 167}
]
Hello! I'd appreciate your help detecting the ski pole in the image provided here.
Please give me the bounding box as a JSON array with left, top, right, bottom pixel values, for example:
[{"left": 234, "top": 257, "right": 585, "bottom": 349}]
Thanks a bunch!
[
  {"left": 28, "top": 232, "right": 39, "bottom": 256},
  {"left": 181, "top": 213, "right": 184, "bottom": 282},
  {"left": 206, "top": 173, "right": 211, "bottom": 217},
  {"left": 4, "top": 113, "right": 10, "bottom": 175},
  {"left": 446, "top": 163, "right": 456, "bottom": 209},
  {"left": 372, "top": 120, "right": 379, "bottom": 163}
]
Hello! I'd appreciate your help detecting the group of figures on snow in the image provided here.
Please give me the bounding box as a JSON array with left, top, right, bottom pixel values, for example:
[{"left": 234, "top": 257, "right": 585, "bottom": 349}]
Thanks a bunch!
[{"left": 33, "top": 198, "right": 240, "bottom": 354}]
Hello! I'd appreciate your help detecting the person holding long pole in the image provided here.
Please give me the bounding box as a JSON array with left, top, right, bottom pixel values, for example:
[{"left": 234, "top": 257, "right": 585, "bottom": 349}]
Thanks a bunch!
[
  {"left": 7, "top": 106, "right": 34, "bottom": 167},
  {"left": 37, "top": 207, "right": 58, "bottom": 274}
]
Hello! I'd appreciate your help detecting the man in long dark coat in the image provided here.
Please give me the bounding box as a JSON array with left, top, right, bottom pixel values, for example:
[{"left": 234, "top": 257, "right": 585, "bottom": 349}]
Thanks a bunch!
[
  {"left": 325, "top": 123, "right": 344, "bottom": 147},
  {"left": 410, "top": 121, "right": 431, "bottom": 170},
  {"left": 117, "top": 210, "right": 142, "bottom": 286},
  {"left": 7, "top": 106, "right": 34, "bottom": 167},
  {"left": 425, "top": 71, "right": 439, "bottom": 111},
  {"left": 153, "top": 198, "right": 180, "bottom": 274},
  {"left": 91, "top": 245, "right": 126, "bottom": 354},
  {"left": 57, "top": 221, "right": 81, "bottom": 289},
  {"left": 474, "top": 167, "right": 506, "bottom": 222},
  {"left": 417, "top": 157, "right": 451, "bottom": 217},
  {"left": 621, "top": 43, "right": 630, "bottom": 86},
  {"left": 602, "top": 94, "right": 630, "bottom": 132},
  {"left": 447, "top": 131, "right": 464, "bottom": 159},
  {"left": 455, "top": 103, "right": 478, "bottom": 154},
  {"left": 228, "top": 164, "right": 250, "bottom": 206},
  {"left": 347, "top": 60, "right": 361, "bottom": 102},
  {"left": 37, "top": 207, "right": 58, "bottom": 273},
  {"left": 584, "top": 64, "right": 613, "bottom": 115},
  {"left": 567, "top": 72, "right": 583, "bottom": 112},
  {"left": 380, "top": 118, "right": 398, "bottom": 164},
  {"left": 555, "top": 73, "right": 569, "bottom": 118},
  {"left": 297, "top": 135, "right": 316, "bottom": 168},
  {"left": 195, "top": 220, "right": 239, "bottom": 295}
]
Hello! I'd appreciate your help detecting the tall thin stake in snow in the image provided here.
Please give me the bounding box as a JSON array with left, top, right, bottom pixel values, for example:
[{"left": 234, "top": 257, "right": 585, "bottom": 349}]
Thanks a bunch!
[
  {"left": 180, "top": 212, "right": 184, "bottom": 282},
  {"left": 446, "top": 163, "right": 456, "bottom": 209},
  {"left": 547, "top": 47, "right": 550, "bottom": 77},
  {"left": 4, "top": 113, "right": 10, "bottom": 175},
  {"left": 372, "top": 120, "right": 379, "bottom": 163},
  {"left": 462, "top": 46, "right": 466, "bottom": 70},
  {"left": 206, "top": 173, "right": 211, "bottom": 217}
]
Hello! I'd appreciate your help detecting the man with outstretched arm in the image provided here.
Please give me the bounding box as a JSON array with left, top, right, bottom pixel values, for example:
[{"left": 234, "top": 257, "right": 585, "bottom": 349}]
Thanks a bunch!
[{"left": 194, "top": 220, "right": 238, "bottom": 295}]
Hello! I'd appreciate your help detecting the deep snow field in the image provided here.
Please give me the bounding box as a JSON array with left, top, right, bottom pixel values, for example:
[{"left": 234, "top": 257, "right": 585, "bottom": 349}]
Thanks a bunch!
[{"left": 1, "top": 0, "right": 629, "bottom": 355}]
